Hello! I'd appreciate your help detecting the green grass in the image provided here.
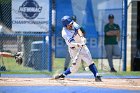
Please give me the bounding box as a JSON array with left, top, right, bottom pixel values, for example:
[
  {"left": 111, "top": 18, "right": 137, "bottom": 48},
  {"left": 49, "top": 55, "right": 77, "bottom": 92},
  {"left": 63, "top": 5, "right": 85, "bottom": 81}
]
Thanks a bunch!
[
  {"left": 2, "top": 57, "right": 33, "bottom": 71},
  {"left": 0, "top": 57, "right": 97, "bottom": 74},
  {"left": 105, "top": 71, "right": 140, "bottom": 76},
  {"left": 0, "top": 57, "right": 51, "bottom": 74},
  {"left": 0, "top": 57, "right": 140, "bottom": 76}
]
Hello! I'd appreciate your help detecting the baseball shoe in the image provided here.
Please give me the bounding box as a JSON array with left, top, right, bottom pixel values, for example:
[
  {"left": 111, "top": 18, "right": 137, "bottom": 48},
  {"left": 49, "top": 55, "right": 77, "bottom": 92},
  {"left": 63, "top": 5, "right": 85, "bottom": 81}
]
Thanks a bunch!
[
  {"left": 95, "top": 76, "right": 102, "bottom": 82},
  {"left": 110, "top": 68, "right": 117, "bottom": 72},
  {"left": 54, "top": 74, "right": 65, "bottom": 79}
]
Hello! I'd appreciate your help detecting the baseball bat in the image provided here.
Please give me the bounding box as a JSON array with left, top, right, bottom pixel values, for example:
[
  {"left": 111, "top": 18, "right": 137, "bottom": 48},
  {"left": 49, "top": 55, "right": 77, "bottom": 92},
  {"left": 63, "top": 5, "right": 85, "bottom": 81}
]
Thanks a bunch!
[{"left": 72, "top": 46, "right": 83, "bottom": 65}]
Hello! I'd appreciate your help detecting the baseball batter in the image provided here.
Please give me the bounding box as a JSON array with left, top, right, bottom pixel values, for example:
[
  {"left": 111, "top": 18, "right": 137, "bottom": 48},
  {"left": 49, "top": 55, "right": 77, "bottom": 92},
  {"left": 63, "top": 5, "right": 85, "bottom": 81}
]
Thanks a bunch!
[{"left": 55, "top": 16, "right": 102, "bottom": 82}]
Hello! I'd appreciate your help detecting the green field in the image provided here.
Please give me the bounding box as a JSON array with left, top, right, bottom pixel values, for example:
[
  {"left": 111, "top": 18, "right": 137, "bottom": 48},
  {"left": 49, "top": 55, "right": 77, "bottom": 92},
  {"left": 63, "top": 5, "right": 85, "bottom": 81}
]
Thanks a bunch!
[
  {"left": 0, "top": 57, "right": 89, "bottom": 74},
  {"left": 0, "top": 57, "right": 140, "bottom": 76}
]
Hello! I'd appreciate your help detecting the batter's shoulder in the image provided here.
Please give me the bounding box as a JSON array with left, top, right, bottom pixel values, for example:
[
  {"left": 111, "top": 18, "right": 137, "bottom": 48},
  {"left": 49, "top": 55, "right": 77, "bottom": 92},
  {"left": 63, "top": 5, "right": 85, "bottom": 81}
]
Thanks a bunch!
[
  {"left": 61, "top": 27, "right": 66, "bottom": 34},
  {"left": 61, "top": 28, "right": 67, "bottom": 38}
]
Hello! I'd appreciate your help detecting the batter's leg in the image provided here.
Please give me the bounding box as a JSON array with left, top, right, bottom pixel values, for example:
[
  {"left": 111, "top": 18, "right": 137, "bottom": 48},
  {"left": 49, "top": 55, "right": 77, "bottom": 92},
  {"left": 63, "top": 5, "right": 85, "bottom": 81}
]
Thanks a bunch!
[{"left": 81, "top": 46, "right": 99, "bottom": 77}]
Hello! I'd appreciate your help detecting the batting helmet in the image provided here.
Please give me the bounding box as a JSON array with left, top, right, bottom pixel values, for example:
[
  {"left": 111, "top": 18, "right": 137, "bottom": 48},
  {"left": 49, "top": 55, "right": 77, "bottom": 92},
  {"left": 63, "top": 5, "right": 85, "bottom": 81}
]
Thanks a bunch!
[{"left": 61, "top": 16, "right": 73, "bottom": 27}]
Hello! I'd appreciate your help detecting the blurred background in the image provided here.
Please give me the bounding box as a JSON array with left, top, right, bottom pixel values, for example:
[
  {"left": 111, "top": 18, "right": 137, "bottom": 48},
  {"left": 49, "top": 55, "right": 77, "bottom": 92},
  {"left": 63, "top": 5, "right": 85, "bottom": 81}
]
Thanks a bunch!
[{"left": 0, "top": 0, "right": 140, "bottom": 75}]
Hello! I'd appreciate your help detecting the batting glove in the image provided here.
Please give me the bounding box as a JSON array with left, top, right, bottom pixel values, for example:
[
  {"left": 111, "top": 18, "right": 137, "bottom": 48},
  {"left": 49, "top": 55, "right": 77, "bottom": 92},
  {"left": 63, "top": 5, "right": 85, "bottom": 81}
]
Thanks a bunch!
[
  {"left": 72, "top": 58, "right": 77, "bottom": 65},
  {"left": 81, "top": 36, "right": 86, "bottom": 45}
]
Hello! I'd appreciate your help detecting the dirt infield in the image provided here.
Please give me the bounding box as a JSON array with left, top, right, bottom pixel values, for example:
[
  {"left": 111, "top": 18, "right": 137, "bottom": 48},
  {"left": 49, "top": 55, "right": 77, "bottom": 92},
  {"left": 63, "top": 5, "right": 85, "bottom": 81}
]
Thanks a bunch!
[{"left": 0, "top": 78, "right": 140, "bottom": 90}]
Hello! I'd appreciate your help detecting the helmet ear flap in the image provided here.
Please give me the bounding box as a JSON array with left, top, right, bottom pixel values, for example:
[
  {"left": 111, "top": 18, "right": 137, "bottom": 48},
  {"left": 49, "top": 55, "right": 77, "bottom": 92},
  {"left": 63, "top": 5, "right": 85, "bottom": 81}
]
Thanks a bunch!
[
  {"left": 61, "top": 19, "right": 66, "bottom": 27},
  {"left": 61, "top": 19, "right": 67, "bottom": 27}
]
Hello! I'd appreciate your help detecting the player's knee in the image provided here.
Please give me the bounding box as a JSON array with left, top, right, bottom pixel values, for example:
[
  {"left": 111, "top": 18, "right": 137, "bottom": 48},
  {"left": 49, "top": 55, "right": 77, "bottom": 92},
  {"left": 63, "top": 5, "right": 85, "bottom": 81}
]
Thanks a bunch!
[
  {"left": 89, "top": 63, "right": 97, "bottom": 70},
  {"left": 87, "top": 62, "right": 94, "bottom": 67}
]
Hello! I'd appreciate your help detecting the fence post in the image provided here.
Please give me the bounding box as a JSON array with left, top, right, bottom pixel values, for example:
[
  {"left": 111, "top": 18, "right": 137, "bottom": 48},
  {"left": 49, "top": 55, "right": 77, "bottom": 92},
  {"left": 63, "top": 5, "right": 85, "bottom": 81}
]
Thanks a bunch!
[
  {"left": 123, "top": 0, "right": 127, "bottom": 71},
  {"left": 48, "top": 0, "right": 52, "bottom": 72}
]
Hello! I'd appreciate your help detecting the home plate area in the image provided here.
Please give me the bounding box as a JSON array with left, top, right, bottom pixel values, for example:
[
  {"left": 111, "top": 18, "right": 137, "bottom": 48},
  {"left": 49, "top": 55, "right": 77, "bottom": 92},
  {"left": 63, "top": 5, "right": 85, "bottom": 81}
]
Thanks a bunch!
[{"left": 0, "top": 78, "right": 140, "bottom": 90}]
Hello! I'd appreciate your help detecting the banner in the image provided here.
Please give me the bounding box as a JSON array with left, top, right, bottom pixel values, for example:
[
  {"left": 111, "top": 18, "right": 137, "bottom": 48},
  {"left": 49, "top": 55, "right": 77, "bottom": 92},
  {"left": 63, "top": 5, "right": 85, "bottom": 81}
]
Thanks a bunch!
[{"left": 12, "top": 0, "right": 50, "bottom": 32}]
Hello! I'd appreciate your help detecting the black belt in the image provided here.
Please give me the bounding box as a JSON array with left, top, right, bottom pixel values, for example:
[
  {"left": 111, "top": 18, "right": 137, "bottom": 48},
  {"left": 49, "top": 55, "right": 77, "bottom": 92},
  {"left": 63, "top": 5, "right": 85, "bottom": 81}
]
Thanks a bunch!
[{"left": 70, "top": 47, "right": 75, "bottom": 49}]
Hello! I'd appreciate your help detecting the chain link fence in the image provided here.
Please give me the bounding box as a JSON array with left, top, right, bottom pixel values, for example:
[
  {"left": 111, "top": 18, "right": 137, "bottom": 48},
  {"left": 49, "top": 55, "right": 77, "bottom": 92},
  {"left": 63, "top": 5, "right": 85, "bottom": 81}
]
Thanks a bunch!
[
  {"left": 0, "top": 0, "right": 126, "bottom": 75},
  {"left": 0, "top": 0, "right": 52, "bottom": 73}
]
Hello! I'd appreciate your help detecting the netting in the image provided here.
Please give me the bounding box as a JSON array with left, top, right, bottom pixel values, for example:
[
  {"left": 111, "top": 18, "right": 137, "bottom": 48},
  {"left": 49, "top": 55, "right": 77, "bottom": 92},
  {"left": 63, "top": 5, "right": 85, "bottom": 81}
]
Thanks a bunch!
[
  {"left": 0, "top": 0, "right": 52, "bottom": 73},
  {"left": 0, "top": 0, "right": 127, "bottom": 75}
]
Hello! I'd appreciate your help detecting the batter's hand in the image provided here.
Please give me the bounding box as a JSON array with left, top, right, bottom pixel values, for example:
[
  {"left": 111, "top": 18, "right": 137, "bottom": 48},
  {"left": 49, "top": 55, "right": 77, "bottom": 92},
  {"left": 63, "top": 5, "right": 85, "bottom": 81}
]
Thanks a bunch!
[
  {"left": 72, "top": 59, "right": 76, "bottom": 65},
  {"left": 81, "top": 37, "right": 86, "bottom": 45},
  {"left": 72, "top": 63, "right": 76, "bottom": 65},
  {"left": 77, "top": 43, "right": 85, "bottom": 47},
  {"left": 77, "top": 37, "right": 86, "bottom": 47}
]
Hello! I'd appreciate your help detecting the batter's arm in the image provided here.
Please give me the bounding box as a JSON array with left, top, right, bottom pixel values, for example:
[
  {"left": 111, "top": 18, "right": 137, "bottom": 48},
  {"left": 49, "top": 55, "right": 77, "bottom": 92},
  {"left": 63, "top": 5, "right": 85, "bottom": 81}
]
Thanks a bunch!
[
  {"left": 77, "top": 29, "right": 84, "bottom": 37},
  {"left": 77, "top": 29, "right": 86, "bottom": 45},
  {"left": 63, "top": 34, "right": 82, "bottom": 47}
]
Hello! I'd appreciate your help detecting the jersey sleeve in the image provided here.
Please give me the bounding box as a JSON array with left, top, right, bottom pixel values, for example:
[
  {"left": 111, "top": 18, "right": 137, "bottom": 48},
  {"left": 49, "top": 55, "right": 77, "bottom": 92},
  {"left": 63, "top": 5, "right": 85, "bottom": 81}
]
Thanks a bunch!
[
  {"left": 62, "top": 29, "right": 73, "bottom": 43},
  {"left": 62, "top": 31, "right": 75, "bottom": 47},
  {"left": 73, "top": 22, "right": 81, "bottom": 30},
  {"left": 63, "top": 34, "right": 74, "bottom": 43},
  {"left": 116, "top": 24, "right": 120, "bottom": 31}
]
